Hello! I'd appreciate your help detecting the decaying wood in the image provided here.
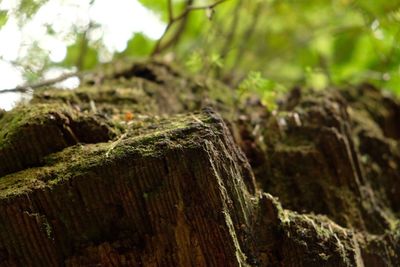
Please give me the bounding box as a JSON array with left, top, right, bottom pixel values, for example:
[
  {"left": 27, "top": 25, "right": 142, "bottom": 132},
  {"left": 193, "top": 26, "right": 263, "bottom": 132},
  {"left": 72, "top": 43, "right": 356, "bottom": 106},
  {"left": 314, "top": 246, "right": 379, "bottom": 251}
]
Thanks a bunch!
[
  {"left": 0, "top": 61, "right": 399, "bottom": 266},
  {"left": 0, "top": 110, "right": 257, "bottom": 266}
]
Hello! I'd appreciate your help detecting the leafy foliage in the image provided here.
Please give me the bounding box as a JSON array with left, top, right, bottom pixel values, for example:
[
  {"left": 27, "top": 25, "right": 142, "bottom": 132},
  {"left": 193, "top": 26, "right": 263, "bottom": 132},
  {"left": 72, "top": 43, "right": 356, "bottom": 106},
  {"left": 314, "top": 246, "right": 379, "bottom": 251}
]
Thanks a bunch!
[
  {"left": 63, "top": 33, "right": 98, "bottom": 71},
  {"left": 148, "top": 0, "right": 400, "bottom": 97},
  {"left": 238, "top": 71, "right": 287, "bottom": 110},
  {"left": 18, "top": 0, "right": 48, "bottom": 19},
  {"left": 2, "top": 0, "right": 400, "bottom": 104}
]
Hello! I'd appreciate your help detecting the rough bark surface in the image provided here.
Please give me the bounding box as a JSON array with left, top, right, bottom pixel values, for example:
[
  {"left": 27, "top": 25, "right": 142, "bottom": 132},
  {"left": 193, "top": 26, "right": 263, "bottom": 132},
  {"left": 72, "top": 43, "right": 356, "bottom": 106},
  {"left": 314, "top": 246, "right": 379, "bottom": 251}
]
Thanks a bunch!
[{"left": 0, "top": 61, "right": 399, "bottom": 266}]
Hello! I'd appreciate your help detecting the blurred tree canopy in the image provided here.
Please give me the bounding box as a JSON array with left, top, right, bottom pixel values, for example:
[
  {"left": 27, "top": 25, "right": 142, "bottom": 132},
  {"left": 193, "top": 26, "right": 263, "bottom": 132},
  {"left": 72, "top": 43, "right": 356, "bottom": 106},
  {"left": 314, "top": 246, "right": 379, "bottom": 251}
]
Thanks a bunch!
[{"left": 1, "top": 0, "right": 400, "bottom": 100}]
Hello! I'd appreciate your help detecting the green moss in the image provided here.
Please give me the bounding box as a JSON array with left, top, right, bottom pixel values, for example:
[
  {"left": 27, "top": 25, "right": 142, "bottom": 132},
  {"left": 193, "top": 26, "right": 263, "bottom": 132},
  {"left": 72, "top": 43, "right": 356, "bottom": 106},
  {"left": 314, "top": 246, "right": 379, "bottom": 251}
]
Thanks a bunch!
[
  {"left": 0, "top": 112, "right": 212, "bottom": 199},
  {"left": 33, "top": 80, "right": 157, "bottom": 112},
  {"left": 0, "top": 109, "right": 5, "bottom": 119},
  {"left": 44, "top": 218, "right": 53, "bottom": 239},
  {"left": 0, "top": 103, "right": 72, "bottom": 148},
  {"left": 281, "top": 211, "right": 354, "bottom": 265},
  {"left": 318, "top": 252, "right": 331, "bottom": 261},
  {"left": 0, "top": 168, "right": 48, "bottom": 198},
  {"left": 110, "top": 116, "right": 205, "bottom": 157}
]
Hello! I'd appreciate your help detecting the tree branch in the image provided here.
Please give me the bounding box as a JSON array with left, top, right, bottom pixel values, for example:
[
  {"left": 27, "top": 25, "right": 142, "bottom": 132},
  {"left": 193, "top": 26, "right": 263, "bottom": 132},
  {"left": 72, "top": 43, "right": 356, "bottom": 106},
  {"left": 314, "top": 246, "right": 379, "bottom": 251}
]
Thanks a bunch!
[
  {"left": 0, "top": 72, "right": 82, "bottom": 94},
  {"left": 77, "top": 0, "right": 96, "bottom": 70},
  {"left": 175, "top": 0, "right": 228, "bottom": 21},
  {"left": 151, "top": 0, "right": 229, "bottom": 56},
  {"left": 220, "top": 0, "right": 242, "bottom": 58},
  {"left": 153, "top": 0, "right": 193, "bottom": 54},
  {"left": 231, "top": 1, "right": 262, "bottom": 70},
  {"left": 167, "top": 0, "right": 174, "bottom": 22}
]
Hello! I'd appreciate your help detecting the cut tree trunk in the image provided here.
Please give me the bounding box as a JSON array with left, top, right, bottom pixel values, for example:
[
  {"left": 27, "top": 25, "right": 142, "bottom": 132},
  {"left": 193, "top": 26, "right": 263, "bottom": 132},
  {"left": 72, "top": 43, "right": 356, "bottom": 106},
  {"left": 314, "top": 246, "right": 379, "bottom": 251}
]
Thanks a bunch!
[{"left": 0, "top": 61, "right": 399, "bottom": 266}]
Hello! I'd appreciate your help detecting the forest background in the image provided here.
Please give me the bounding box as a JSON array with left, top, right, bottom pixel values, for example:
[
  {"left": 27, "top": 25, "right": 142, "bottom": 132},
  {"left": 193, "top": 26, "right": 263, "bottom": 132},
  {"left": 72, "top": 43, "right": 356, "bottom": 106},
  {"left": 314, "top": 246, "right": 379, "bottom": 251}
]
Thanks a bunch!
[{"left": 0, "top": 0, "right": 400, "bottom": 109}]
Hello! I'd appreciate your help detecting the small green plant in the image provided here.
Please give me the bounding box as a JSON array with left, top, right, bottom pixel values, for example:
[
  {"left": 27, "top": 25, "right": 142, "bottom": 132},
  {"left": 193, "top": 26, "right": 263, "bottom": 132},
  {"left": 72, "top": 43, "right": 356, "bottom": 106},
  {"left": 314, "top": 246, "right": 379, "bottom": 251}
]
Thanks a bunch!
[
  {"left": 238, "top": 71, "right": 287, "bottom": 110},
  {"left": 186, "top": 51, "right": 204, "bottom": 73},
  {"left": 186, "top": 50, "right": 224, "bottom": 74}
]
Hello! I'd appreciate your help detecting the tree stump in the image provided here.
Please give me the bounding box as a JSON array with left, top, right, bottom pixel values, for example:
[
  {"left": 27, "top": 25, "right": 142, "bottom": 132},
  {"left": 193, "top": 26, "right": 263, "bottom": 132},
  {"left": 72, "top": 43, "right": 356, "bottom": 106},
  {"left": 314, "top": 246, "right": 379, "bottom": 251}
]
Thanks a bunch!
[{"left": 0, "top": 61, "right": 399, "bottom": 266}]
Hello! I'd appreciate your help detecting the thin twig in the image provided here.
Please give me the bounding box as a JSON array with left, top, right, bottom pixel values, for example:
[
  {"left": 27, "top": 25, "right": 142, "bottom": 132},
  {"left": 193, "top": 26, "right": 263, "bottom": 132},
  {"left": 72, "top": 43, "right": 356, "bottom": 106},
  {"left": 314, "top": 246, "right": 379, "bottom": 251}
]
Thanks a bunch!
[
  {"left": 0, "top": 72, "right": 82, "bottom": 94},
  {"left": 220, "top": 0, "right": 242, "bottom": 58},
  {"left": 174, "top": 0, "right": 228, "bottom": 21},
  {"left": 76, "top": 22, "right": 95, "bottom": 71},
  {"left": 231, "top": 1, "right": 262, "bottom": 70},
  {"left": 151, "top": 0, "right": 191, "bottom": 56},
  {"left": 105, "top": 132, "right": 128, "bottom": 158},
  {"left": 167, "top": 0, "right": 174, "bottom": 21},
  {"left": 151, "top": 0, "right": 229, "bottom": 56},
  {"left": 155, "top": 0, "right": 194, "bottom": 55},
  {"left": 77, "top": 0, "right": 96, "bottom": 70}
]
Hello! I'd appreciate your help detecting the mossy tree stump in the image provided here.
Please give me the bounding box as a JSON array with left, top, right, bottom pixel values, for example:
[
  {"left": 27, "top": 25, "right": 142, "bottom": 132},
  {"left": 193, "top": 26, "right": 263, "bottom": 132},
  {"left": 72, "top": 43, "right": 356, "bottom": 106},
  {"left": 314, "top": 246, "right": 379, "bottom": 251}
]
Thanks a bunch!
[{"left": 0, "top": 61, "right": 399, "bottom": 266}]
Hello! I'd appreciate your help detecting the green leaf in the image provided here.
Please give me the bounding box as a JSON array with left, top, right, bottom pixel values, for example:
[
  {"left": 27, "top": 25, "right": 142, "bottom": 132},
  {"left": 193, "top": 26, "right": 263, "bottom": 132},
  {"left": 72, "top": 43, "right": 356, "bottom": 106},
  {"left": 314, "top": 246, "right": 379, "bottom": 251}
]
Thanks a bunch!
[
  {"left": 0, "top": 11, "right": 8, "bottom": 29},
  {"left": 138, "top": 0, "right": 169, "bottom": 22},
  {"left": 210, "top": 52, "right": 223, "bottom": 68},
  {"left": 305, "top": 67, "right": 328, "bottom": 90},
  {"left": 239, "top": 71, "right": 275, "bottom": 94},
  {"left": 333, "top": 31, "right": 359, "bottom": 66},
  {"left": 138, "top": 0, "right": 167, "bottom": 13},
  {"left": 18, "top": 0, "right": 48, "bottom": 19},
  {"left": 82, "top": 46, "right": 98, "bottom": 70},
  {"left": 186, "top": 51, "right": 203, "bottom": 73},
  {"left": 356, "top": 1, "right": 400, "bottom": 19},
  {"left": 63, "top": 43, "right": 80, "bottom": 67},
  {"left": 139, "top": 0, "right": 191, "bottom": 22},
  {"left": 238, "top": 71, "right": 287, "bottom": 110},
  {"left": 121, "top": 33, "right": 154, "bottom": 57}
]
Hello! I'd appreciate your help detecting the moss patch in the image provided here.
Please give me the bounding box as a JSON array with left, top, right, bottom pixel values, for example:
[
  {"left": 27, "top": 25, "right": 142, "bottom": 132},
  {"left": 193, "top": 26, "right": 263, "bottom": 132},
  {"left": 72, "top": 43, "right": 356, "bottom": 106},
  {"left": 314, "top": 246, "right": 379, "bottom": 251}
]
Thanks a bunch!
[
  {"left": 0, "top": 103, "right": 72, "bottom": 147},
  {"left": 0, "top": 112, "right": 216, "bottom": 199}
]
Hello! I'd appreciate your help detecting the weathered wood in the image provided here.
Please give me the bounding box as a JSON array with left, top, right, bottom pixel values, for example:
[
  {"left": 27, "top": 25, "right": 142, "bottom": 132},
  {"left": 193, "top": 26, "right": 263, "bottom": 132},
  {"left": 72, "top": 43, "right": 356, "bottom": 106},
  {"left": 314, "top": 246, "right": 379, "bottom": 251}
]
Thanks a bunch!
[
  {"left": 239, "top": 85, "right": 400, "bottom": 266},
  {"left": 0, "top": 103, "right": 115, "bottom": 178},
  {"left": 0, "top": 61, "right": 399, "bottom": 266},
  {"left": 251, "top": 89, "right": 394, "bottom": 234},
  {"left": 0, "top": 110, "right": 256, "bottom": 266}
]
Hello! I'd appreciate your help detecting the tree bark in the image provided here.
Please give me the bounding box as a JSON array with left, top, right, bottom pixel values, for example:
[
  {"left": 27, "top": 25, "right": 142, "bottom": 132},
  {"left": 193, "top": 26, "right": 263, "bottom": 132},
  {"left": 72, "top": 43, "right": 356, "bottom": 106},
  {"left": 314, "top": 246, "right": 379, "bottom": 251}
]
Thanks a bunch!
[{"left": 0, "top": 61, "right": 399, "bottom": 266}]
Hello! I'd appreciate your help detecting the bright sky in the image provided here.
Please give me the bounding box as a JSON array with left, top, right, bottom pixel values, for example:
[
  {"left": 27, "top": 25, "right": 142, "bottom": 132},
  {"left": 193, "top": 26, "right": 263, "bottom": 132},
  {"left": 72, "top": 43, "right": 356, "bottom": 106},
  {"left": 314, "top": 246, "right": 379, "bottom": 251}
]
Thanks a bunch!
[{"left": 0, "top": 0, "right": 165, "bottom": 110}]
